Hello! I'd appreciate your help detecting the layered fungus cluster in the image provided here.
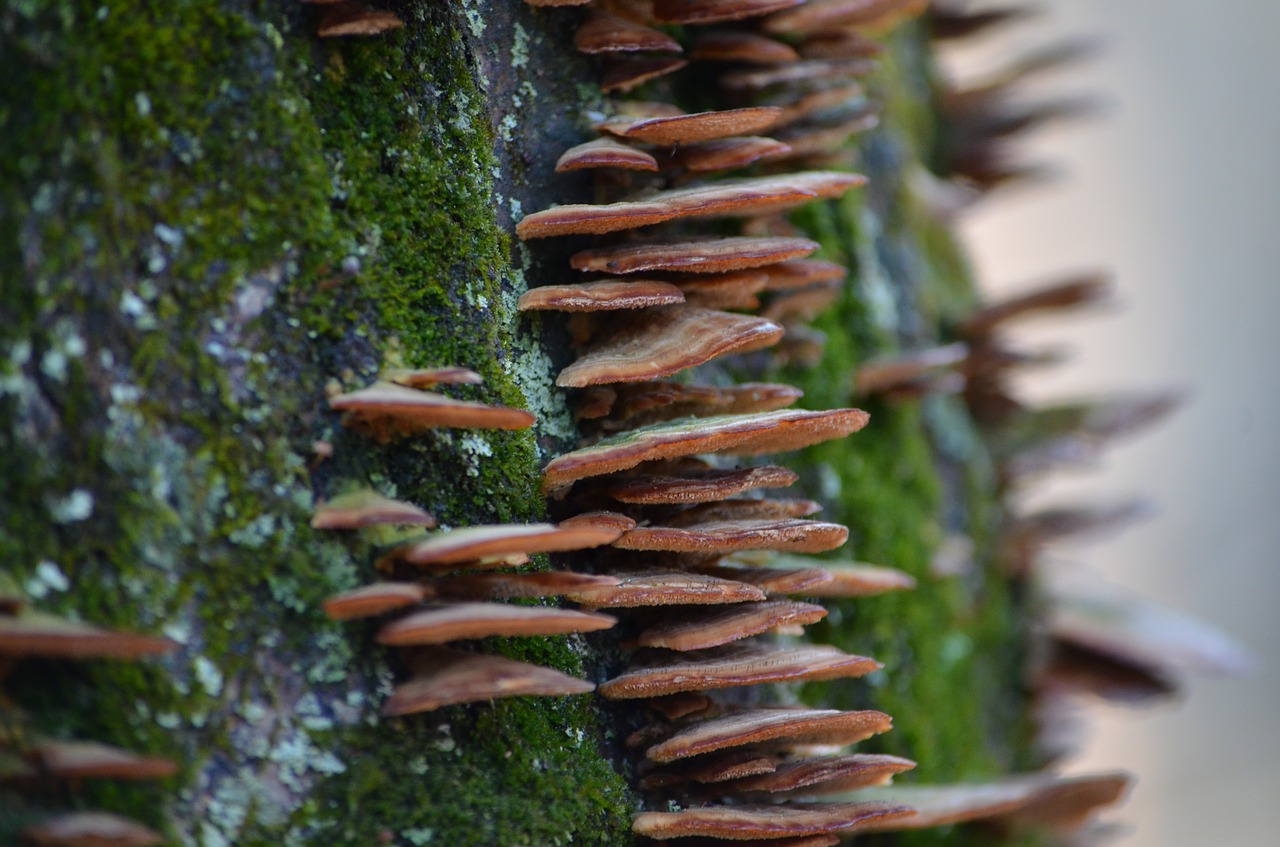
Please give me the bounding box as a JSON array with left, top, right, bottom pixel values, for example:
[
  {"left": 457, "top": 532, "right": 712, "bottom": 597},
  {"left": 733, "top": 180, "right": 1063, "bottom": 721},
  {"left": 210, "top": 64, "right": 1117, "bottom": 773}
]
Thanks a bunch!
[
  {"left": 1, "top": 583, "right": 175, "bottom": 846},
  {"left": 2, "top": 2, "right": 1249, "bottom": 846}
]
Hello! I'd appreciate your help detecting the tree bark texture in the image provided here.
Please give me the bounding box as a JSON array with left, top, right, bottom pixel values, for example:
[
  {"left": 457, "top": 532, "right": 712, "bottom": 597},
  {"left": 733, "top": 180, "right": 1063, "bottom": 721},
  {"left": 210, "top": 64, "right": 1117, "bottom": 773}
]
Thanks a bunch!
[{"left": 1, "top": 3, "right": 1028, "bottom": 846}]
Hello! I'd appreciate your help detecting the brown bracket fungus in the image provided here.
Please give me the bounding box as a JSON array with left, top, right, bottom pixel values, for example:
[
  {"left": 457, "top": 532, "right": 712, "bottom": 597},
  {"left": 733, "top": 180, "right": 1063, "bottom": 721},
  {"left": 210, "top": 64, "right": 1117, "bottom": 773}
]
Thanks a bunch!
[
  {"left": 375, "top": 603, "right": 617, "bottom": 645},
  {"left": 328, "top": 381, "right": 535, "bottom": 437},
  {"left": 646, "top": 708, "right": 894, "bottom": 763},
  {"left": 570, "top": 236, "right": 821, "bottom": 275},
  {"left": 631, "top": 801, "right": 916, "bottom": 839},
  {"left": 554, "top": 137, "right": 661, "bottom": 173},
  {"left": 310, "top": 488, "right": 436, "bottom": 530},
  {"left": 382, "top": 648, "right": 596, "bottom": 716},
  {"left": 321, "top": 581, "right": 432, "bottom": 620}
]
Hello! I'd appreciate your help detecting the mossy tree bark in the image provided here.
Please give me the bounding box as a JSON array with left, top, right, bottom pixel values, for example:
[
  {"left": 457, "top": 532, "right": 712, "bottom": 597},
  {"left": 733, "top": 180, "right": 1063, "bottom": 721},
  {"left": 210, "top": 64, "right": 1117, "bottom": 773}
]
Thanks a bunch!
[
  {"left": 2, "top": 2, "right": 638, "bottom": 845},
  {"left": 2, "top": 3, "right": 1033, "bottom": 847}
]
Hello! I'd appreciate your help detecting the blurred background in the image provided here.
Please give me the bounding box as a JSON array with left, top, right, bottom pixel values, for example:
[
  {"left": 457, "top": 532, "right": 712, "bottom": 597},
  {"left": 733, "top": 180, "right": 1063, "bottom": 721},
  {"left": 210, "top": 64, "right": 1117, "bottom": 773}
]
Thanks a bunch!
[{"left": 939, "top": 1, "right": 1280, "bottom": 845}]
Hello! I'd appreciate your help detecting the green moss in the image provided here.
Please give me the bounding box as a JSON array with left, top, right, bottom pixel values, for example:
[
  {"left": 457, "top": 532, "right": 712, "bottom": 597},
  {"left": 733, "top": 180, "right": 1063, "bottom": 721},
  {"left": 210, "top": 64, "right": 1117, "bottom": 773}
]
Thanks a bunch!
[{"left": 1, "top": 2, "right": 627, "bottom": 845}]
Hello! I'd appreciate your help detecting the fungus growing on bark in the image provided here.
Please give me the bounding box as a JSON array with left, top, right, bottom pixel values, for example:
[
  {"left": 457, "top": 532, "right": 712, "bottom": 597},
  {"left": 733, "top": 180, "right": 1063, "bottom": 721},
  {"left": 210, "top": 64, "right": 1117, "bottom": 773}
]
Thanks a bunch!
[
  {"left": 601, "top": 56, "right": 690, "bottom": 93},
  {"left": 313, "top": 2, "right": 404, "bottom": 37},
  {"left": 381, "top": 366, "right": 483, "bottom": 388},
  {"left": 329, "top": 381, "right": 534, "bottom": 437},
  {"left": 652, "top": 0, "right": 807, "bottom": 25},
  {"left": 855, "top": 342, "right": 970, "bottom": 394},
  {"left": 554, "top": 137, "right": 660, "bottom": 173},
  {"left": 29, "top": 741, "right": 178, "bottom": 781},
  {"left": 671, "top": 273, "right": 770, "bottom": 310},
  {"left": 571, "top": 236, "right": 820, "bottom": 275},
  {"left": 727, "top": 752, "right": 916, "bottom": 794},
  {"left": 556, "top": 306, "right": 784, "bottom": 386},
  {"left": 577, "top": 381, "right": 803, "bottom": 430},
  {"left": 391, "top": 521, "right": 627, "bottom": 568},
  {"left": 646, "top": 708, "right": 893, "bottom": 763},
  {"left": 375, "top": 603, "right": 616, "bottom": 645},
  {"left": 433, "top": 571, "right": 621, "bottom": 600},
  {"left": 382, "top": 648, "right": 595, "bottom": 715},
  {"left": 0, "top": 612, "right": 173, "bottom": 660},
  {"left": 601, "top": 465, "right": 799, "bottom": 504},
  {"left": 574, "top": 10, "right": 682, "bottom": 54},
  {"left": 763, "top": 0, "right": 928, "bottom": 35},
  {"left": 596, "top": 107, "right": 784, "bottom": 145},
  {"left": 310, "top": 489, "right": 435, "bottom": 530},
  {"left": 20, "top": 812, "right": 165, "bottom": 847},
  {"left": 672, "top": 137, "right": 794, "bottom": 173},
  {"left": 516, "top": 279, "right": 685, "bottom": 312},
  {"left": 636, "top": 600, "right": 827, "bottom": 650},
  {"left": 613, "top": 517, "right": 849, "bottom": 554},
  {"left": 543, "top": 407, "right": 870, "bottom": 495},
  {"left": 692, "top": 31, "right": 801, "bottom": 64},
  {"left": 515, "top": 171, "right": 865, "bottom": 239},
  {"left": 719, "top": 59, "right": 879, "bottom": 92},
  {"left": 598, "top": 643, "right": 881, "bottom": 699},
  {"left": 695, "top": 561, "right": 838, "bottom": 596},
  {"left": 561, "top": 572, "right": 767, "bottom": 608},
  {"left": 632, "top": 800, "right": 915, "bottom": 840},
  {"left": 322, "top": 582, "right": 431, "bottom": 620},
  {"left": 958, "top": 271, "right": 1112, "bottom": 338}
]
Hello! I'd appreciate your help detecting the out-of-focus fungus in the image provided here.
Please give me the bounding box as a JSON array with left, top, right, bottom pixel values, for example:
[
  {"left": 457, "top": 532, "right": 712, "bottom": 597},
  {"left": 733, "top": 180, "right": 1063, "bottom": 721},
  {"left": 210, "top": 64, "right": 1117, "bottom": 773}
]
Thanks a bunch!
[
  {"left": 29, "top": 741, "right": 178, "bottom": 781},
  {"left": 322, "top": 582, "right": 431, "bottom": 620},
  {"left": 636, "top": 600, "right": 827, "bottom": 650},
  {"left": 391, "top": 521, "right": 627, "bottom": 568},
  {"left": 375, "top": 603, "right": 617, "bottom": 645},
  {"left": 574, "top": 10, "right": 683, "bottom": 54},
  {"left": 310, "top": 489, "right": 435, "bottom": 530},
  {"left": 691, "top": 31, "right": 801, "bottom": 64},
  {"left": 20, "top": 811, "right": 165, "bottom": 847},
  {"left": 601, "top": 465, "right": 800, "bottom": 504},
  {"left": 383, "top": 648, "right": 595, "bottom": 716},
  {"left": 0, "top": 612, "right": 173, "bottom": 660},
  {"left": 632, "top": 801, "right": 915, "bottom": 839}
]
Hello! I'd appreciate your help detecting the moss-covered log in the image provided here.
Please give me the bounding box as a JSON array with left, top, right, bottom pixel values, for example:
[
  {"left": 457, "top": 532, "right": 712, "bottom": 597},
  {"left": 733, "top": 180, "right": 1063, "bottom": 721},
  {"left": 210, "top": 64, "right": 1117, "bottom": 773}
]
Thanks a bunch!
[{"left": 2, "top": 3, "right": 1033, "bottom": 846}]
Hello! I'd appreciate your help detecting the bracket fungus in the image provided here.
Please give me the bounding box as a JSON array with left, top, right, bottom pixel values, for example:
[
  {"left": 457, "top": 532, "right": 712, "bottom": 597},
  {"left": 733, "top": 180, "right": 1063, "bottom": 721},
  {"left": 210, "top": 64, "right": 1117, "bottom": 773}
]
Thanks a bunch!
[
  {"left": 329, "top": 381, "right": 534, "bottom": 437},
  {"left": 382, "top": 648, "right": 596, "bottom": 716}
]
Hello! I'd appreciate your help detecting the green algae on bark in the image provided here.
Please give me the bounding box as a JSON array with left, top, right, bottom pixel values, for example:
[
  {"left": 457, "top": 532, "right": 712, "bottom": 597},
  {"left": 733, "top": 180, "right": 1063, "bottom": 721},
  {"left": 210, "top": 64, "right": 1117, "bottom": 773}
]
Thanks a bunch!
[{"left": 1, "top": 2, "right": 632, "bottom": 845}]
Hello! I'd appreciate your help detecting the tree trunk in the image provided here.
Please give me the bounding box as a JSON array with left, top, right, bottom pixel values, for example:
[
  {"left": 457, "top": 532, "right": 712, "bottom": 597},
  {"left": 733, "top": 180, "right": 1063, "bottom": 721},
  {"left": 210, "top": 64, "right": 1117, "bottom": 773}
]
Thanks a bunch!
[{"left": 1, "top": 3, "right": 1027, "bottom": 846}]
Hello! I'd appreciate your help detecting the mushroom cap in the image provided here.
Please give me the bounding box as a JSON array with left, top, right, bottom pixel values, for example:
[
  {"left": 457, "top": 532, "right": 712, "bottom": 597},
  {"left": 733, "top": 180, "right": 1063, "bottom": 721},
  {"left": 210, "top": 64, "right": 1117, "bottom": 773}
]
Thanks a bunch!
[
  {"left": 0, "top": 612, "right": 173, "bottom": 660},
  {"left": 375, "top": 602, "right": 615, "bottom": 645},
  {"left": 681, "top": 749, "right": 779, "bottom": 783},
  {"left": 561, "top": 572, "right": 767, "bottom": 608},
  {"left": 316, "top": 4, "right": 405, "bottom": 37},
  {"left": 322, "top": 582, "right": 431, "bottom": 620},
  {"left": 329, "top": 381, "right": 534, "bottom": 431},
  {"left": 673, "top": 137, "right": 793, "bottom": 173},
  {"left": 311, "top": 489, "right": 436, "bottom": 530},
  {"left": 653, "top": 0, "right": 807, "bottom": 25},
  {"left": 614, "top": 518, "right": 849, "bottom": 554},
  {"left": 581, "top": 380, "right": 803, "bottom": 430},
  {"left": 793, "top": 562, "right": 916, "bottom": 597},
  {"left": 727, "top": 752, "right": 917, "bottom": 795},
  {"left": 958, "top": 271, "right": 1112, "bottom": 338},
  {"left": 382, "top": 648, "right": 595, "bottom": 715},
  {"left": 856, "top": 771, "right": 1131, "bottom": 832},
  {"left": 571, "top": 236, "right": 820, "bottom": 275},
  {"left": 29, "top": 741, "right": 178, "bottom": 781},
  {"left": 557, "top": 306, "right": 784, "bottom": 387},
  {"left": 601, "top": 465, "right": 799, "bottom": 504},
  {"left": 382, "top": 366, "right": 483, "bottom": 388},
  {"left": 758, "top": 259, "right": 847, "bottom": 290},
  {"left": 632, "top": 801, "right": 915, "bottom": 840},
  {"left": 697, "top": 562, "right": 837, "bottom": 595},
  {"left": 434, "top": 571, "right": 622, "bottom": 600},
  {"left": 1048, "top": 575, "right": 1253, "bottom": 677},
  {"left": 637, "top": 600, "right": 827, "bottom": 650},
  {"left": 597, "top": 107, "right": 784, "bottom": 145},
  {"left": 21, "top": 812, "right": 165, "bottom": 847},
  {"left": 601, "top": 56, "right": 690, "bottom": 93},
  {"left": 574, "top": 10, "right": 683, "bottom": 54},
  {"left": 555, "top": 137, "right": 660, "bottom": 173},
  {"left": 721, "top": 59, "right": 878, "bottom": 92},
  {"left": 517, "top": 280, "right": 685, "bottom": 312},
  {"left": 598, "top": 642, "right": 880, "bottom": 699},
  {"left": 393, "top": 521, "right": 628, "bottom": 568},
  {"left": 855, "top": 342, "right": 970, "bottom": 394},
  {"left": 762, "top": 0, "right": 928, "bottom": 35},
  {"left": 670, "top": 273, "right": 769, "bottom": 310},
  {"left": 516, "top": 172, "right": 864, "bottom": 239},
  {"left": 691, "top": 31, "right": 801, "bottom": 64},
  {"left": 542, "top": 407, "right": 870, "bottom": 496},
  {"left": 648, "top": 708, "right": 893, "bottom": 763}
]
